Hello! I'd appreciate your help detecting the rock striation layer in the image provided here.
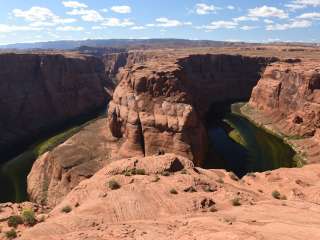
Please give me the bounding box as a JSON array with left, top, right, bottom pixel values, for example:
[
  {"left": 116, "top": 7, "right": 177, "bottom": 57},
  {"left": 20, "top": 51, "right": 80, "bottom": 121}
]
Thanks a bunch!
[
  {"left": 0, "top": 53, "right": 108, "bottom": 158},
  {"left": 247, "top": 59, "right": 320, "bottom": 163}
]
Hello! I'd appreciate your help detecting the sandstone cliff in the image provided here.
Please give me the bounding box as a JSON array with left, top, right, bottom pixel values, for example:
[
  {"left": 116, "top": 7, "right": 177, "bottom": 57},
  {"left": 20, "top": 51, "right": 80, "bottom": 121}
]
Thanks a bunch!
[
  {"left": 0, "top": 53, "right": 107, "bottom": 158},
  {"left": 107, "top": 54, "right": 272, "bottom": 165},
  {"left": 247, "top": 59, "right": 320, "bottom": 163}
]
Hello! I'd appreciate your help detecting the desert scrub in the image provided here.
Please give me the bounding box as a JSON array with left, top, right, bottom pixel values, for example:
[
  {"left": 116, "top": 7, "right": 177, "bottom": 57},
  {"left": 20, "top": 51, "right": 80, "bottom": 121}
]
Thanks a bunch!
[
  {"left": 22, "top": 209, "right": 36, "bottom": 226},
  {"left": 5, "top": 229, "right": 17, "bottom": 239},
  {"left": 231, "top": 198, "right": 241, "bottom": 206},
  {"left": 61, "top": 206, "right": 72, "bottom": 213},
  {"left": 181, "top": 169, "right": 187, "bottom": 174},
  {"left": 272, "top": 190, "right": 286, "bottom": 200},
  {"left": 170, "top": 188, "right": 178, "bottom": 194},
  {"left": 7, "top": 215, "right": 23, "bottom": 228},
  {"left": 108, "top": 180, "right": 121, "bottom": 190},
  {"left": 272, "top": 190, "right": 281, "bottom": 199},
  {"left": 161, "top": 171, "right": 170, "bottom": 176},
  {"left": 123, "top": 168, "right": 146, "bottom": 176}
]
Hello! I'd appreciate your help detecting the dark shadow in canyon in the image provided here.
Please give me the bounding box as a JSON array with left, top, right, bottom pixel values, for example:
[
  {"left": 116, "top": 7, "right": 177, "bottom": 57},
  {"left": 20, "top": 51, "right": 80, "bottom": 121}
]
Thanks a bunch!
[
  {"left": 204, "top": 101, "right": 297, "bottom": 178},
  {"left": 0, "top": 106, "right": 107, "bottom": 203}
]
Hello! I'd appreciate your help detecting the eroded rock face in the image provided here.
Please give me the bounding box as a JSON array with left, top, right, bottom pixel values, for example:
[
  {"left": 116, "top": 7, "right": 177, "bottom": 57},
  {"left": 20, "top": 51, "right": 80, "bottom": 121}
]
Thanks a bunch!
[
  {"left": 107, "top": 54, "right": 271, "bottom": 165},
  {"left": 27, "top": 118, "right": 121, "bottom": 207},
  {"left": 249, "top": 60, "right": 320, "bottom": 137},
  {"left": 0, "top": 53, "right": 107, "bottom": 157}
]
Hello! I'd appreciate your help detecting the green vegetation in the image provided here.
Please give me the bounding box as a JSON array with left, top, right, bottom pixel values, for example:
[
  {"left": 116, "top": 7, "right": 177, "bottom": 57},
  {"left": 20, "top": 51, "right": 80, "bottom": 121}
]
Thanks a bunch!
[
  {"left": 21, "top": 209, "right": 36, "bottom": 226},
  {"left": 0, "top": 109, "right": 106, "bottom": 203},
  {"left": 5, "top": 229, "right": 17, "bottom": 239},
  {"left": 108, "top": 180, "right": 121, "bottom": 190},
  {"left": 161, "top": 171, "right": 170, "bottom": 176},
  {"left": 7, "top": 215, "right": 23, "bottom": 228},
  {"left": 272, "top": 190, "right": 286, "bottom": 200},
  {"left": 123, "top": 168, "right": 146, "bottom": 176},
  {"left": 181, "top": 169, "right": 187, "bottom": 174},
  {"left": 61, "top": 206, "right": 72, "bottom": 213},
  {"left": 272, "top": 190, "right": 281, "bottom": 199},
  {"left": 231, "top": 198, "right": 241, "bottom": 206},
  {"left": 170, "top": 188, "right": 178, "bottom": 194}
]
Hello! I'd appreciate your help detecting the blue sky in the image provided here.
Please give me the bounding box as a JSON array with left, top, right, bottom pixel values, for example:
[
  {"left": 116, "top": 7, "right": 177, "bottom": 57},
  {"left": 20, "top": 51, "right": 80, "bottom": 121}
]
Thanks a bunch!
[{"left": 0, "top": 0, "right": 319, "bottom": 45}]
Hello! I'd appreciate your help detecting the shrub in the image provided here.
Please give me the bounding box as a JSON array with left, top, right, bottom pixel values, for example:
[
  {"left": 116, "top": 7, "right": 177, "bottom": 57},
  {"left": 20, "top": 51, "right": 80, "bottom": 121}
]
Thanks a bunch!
[
  {"left": 61, "top": 206, "right": 72, "bottom": 213},
  {"left": 184, "top": 186, "right": 197, "bottom": 193},
  {"left": 181, "top": 169, "right": 187, "bottom": 174},
  {"left": 231, "top": 198, "right": 241, "bottom": 206},
  {"left": 135, "top": 169, "right": 146, "bottom": 175},
  {"left": 21, "top": 209, "right": 36, "bottom": 226},
  {"left": 5, "top": 229, "right": 17, "bottom": 239},
  {"left": 108, "top": 180, "right": 121, "bottom": 190},
  {"left": 161, "top": 171, "right": 170, "bottom": 176},
  {"left": 203, "top": 185, "right": 215, "bottom": 192},
  {"left": 170, "top": 188, "right": 178, "bottom": 194},
  {"left": 209, "top": 207, "right": 218, "bottom": 212},
  {"left": 7, "top": 215, "right": 23, "bottom": 228},
  {"left": 272, "top": 190, "right": 281, "bottom": 199}
]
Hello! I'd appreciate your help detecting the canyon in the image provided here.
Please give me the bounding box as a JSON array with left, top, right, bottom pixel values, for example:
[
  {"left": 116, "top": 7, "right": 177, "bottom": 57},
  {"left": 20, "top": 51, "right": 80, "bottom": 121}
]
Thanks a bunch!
[{"left": 1, "top": 45, "right": 320, "bottom": 239}]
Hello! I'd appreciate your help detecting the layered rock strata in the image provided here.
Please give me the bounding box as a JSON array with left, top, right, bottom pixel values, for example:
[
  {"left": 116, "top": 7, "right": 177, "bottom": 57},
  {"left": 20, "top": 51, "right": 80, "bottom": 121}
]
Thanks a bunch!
[
  {"left": 107, "top": 54, "right": 272, "bottom": 165},
  {"left": 0, "top": 53, "right": 107, "bottom": 157}
]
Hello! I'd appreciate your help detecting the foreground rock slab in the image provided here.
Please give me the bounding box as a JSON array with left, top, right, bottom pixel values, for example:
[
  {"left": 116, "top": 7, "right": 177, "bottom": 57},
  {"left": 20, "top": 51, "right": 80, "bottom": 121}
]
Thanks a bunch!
[{"left": 18, "top": 154, "right": 320, "bottom": 240}]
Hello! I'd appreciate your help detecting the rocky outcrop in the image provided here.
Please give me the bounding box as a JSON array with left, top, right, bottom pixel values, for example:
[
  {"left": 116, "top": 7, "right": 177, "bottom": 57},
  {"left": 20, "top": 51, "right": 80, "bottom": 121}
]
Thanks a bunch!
[
  {"left": 249, "top": 60, "right": 320, "bottom": 137},
  {"left": 0, "top": 53, "right": 108, "bottom": 158},
  {"left": 245, "top": 59, "right": 320, "bottom": 163},
  {"left": 18, "top": 154, "right": 320, "bottom": 240},
  {"left": 27, "top": 117, "right": 121, "bottom": 207},
  {"left": 107, "top": 54, "right": 272, "bottom": 165}
]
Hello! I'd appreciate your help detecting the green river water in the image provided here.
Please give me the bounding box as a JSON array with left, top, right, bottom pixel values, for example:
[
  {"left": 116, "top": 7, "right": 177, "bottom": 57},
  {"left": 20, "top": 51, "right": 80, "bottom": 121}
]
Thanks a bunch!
[{"left": 0, "top": 103, "right": 299, "bottom": 203}]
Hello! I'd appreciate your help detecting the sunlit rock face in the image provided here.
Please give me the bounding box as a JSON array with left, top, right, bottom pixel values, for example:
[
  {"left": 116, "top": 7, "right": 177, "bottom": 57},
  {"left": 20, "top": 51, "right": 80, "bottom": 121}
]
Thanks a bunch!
[{"left": 107, "top": 54, "right": 272, "bottom": 165}]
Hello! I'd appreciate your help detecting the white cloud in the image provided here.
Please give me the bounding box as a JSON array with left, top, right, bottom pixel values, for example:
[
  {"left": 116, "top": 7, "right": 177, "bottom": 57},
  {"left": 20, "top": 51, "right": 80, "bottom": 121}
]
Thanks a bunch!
[
  {"left": 285, "top": 4, "right": 306, "bottom": 11},
  {"left": 0, "top": 24, "right": 41, "bottom": 33},
  {"left": 266, "top": 19, "right": 312, "bottom": 30},
  {"left": 233, "top": 16, "right": 259, "bottom": 22},
  {"left": 56, "top": 26, "right": 84, "bottom": 31},
  {"left": 292, "top": 0, "right": 320, "bottom": 7},
  {"left": 101, "top": 18, "right": 134, "bottom": 27},
  {"left": 195, "top": 3, "right": 220, "bottom": 15},
  {"left": 240, "top": 25, "right": 258, "bottom": 30},
  {"left": 227, "top": 5, "right": 235, "bottom": 10},
  {"left": 67, "top": 9, "right": 104, "bottom": 22},
  {"left": 110, "top": 6, "right": 131, "bottom": 14},
  {"left": 248, "top": 6, "right": 288, "bottom": 19},
  {"left": 101, "top": 8, "right": 108, "bottom": 13},
  {"left": 148, "top": 18, "right": 192, "bottom": 27},
  {"left": 264, "top": 19, "right": 274, "bottom": 24},
  {"left": 12, "top": 6, "right": 77, "bottom": 26},
  {"left": 198, "top": 21, "right": 238, "bottom": 30},
  {"left": 297, "top": 12, "right": 320, "bottom": 19},
  {"left": 131, "top": 26, "right": 146, "bottom": 30},
  {"left": 62, "top": 1, "right": 88, "bottom": 8}
]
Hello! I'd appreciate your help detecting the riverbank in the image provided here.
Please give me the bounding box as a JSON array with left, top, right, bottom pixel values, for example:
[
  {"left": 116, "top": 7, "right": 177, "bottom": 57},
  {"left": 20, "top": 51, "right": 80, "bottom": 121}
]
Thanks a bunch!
[
  {"left": 0, "top": 110, "right": 107, "bottom": 203},
  {"left": 239, "top": 103, "right": 307, "bottom": 167}
]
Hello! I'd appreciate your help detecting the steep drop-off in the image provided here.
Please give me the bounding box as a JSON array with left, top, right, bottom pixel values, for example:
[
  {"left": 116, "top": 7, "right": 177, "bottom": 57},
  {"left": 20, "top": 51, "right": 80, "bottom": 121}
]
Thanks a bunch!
[
  {"left": 107, "top": 54, "right": 274, "bottom": 165},
  {"left": 247, "top": 59, "right": 320, "bottom": 163},
  {"left": 0, "top": 53, "right": 108, "bottom": 159}
]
